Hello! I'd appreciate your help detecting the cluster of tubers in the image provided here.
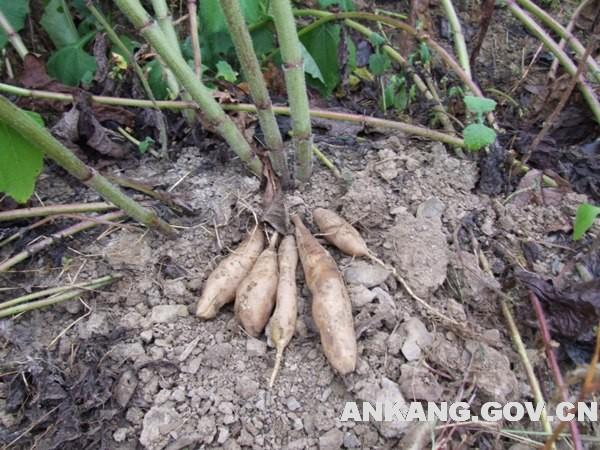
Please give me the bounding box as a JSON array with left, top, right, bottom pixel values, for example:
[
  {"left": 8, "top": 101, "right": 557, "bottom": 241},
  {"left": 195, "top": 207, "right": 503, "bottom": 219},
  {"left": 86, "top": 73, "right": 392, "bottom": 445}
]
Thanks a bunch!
[{"left": 196, "top": 207, "right": 370, "bottom": 385}]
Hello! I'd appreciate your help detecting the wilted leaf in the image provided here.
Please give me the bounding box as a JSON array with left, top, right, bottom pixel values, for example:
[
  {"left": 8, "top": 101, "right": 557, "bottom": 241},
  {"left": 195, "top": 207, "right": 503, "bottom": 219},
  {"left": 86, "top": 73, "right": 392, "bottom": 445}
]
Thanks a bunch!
[
  {"left": 0, "top": 112, "right": 44, "bottom": 203},
  {"left": 516, "top": 270, "right": 600, "bottom": 344},
  {"left": 40, "top": 0, "right": 80, "bottom": 48},
  {"left": 0, "top": 0, "right": 29, "bottom": 50}
]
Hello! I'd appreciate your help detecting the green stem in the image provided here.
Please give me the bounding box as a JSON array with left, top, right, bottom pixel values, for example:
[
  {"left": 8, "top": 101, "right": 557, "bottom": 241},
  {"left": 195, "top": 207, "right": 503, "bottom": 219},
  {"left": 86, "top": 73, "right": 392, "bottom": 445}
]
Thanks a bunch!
[
  {"left": 440, "top": 0, "right": 472, "bottom": 79},
  {"left": 0, "top": 202, "right": 115, "bottom": 222},
  {"left": 507, "top": 0, "right": 600, "bottom": 124},
  {"left": 0, "top": 10, "right": 28, "bottom": 59},
  {"left": 271, "top": 0, "right": 313, "bottom": 182},
  {"left": 187, "top": 0, "right": 202, "bottom": 77},
  {"left": 312, "top": 144, "right": 341, "bottom": 179},
  {"left": 0, "top": 95, "right": 175, "bottom": 236},
  {"left": 87, "top": 1, "right": 169, "bottom": 157},
  {"left": 220, "top": 0, "right": 290, "bottom": 185},
  {"left": 0, "top": 274, "right": 117, "bottom": 310},
  {"left": 0, "top": 82, "right": 465, "bottom": 146},
  {"left": 113, "top": 0, "right": 262, "bottom": 176},
  {"left": 0, "top": 211, "right": 126, "bottom": 272},
  {"left": 0, "top": 275, "right": 119, "bottom": 318},
  {"left": 516, "top": 0, "right": 600, "bottom": 83}
]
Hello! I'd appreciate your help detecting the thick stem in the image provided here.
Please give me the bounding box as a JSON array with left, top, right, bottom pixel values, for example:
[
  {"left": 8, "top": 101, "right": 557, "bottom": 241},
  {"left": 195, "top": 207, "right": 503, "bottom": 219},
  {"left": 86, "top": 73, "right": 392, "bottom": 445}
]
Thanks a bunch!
[
  {"left": 440, "top": 0, "right": 471, "bottom": 79},
  {"left": 517, "top": 0, "right": 600, "bottom": 83},
  {"left": 187, "top": 0, "right": 202, "bottom": 78},
  {"left": 0, "top": 83, "right": 465, "bottom": 146},
  {"left": 271, "top": 0, "right": 313, "bottom": 182},
  {"left": 0, "top": 211, "right": 126, "bottom": 272},
  {"left": 507, "top": 0, "right": 600, "bottom": 124},
  {"left": 0, "top": 201, "right": 115, "bottom": 222},
  {"left": 0, "top": 10, "right": 28, "bottom": 59},
  {"left": 87, "top": 1, "right": 169, "bottom": 157},
  {"left": 113, "top": 0, "right": 262, "bottom": 176},
  {"left": 0, "top": 95, "right": 175, "bottom": 236},
  {"left": 220, "top": 0, "right": 290, "bottom": 185}
]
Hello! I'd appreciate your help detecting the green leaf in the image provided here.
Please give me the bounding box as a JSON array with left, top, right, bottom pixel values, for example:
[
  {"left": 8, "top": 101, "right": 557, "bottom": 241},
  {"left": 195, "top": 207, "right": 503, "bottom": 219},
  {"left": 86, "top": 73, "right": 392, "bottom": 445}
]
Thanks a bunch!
[
  {"left": 368, "top": 32, "right": 386, "bottom": 47},
  {"left": 301, "top": 23, "right": 341, "bottom": 96},
  {"left": 216, "top": 60, "right": 238, "bottom": 82},
  {"left": 346, "top": 35, "right": 356, "bottom": 71},
  {"left": 318, "top": 0, "right": 355, "bottom": 11},
  {"left": 368, "top": 52, "right": 390, "bottom": 76},
  {"left": 47, "top": 45, "right": 97, "bottom": 86},
  {"left": 0, "top": 112, "right": 45, "bottom": 203},
  {"left": 448, "top": 86, "right": 464, "bottom": 98},
  {"left": 40, "top": 0, "right": 80, "bottom": 48},
  {"left": 418, "top": 42, "right": 431, "bottom": 65},
  {"left": 463, "top": 123, "right": 496, "bottom": 151},
  {"left": 0, "top": 0, "right": 30, "bottom": 50},
  {"left": 138, "top": 136, "right": 155, "bottom": 154},
  {"left": 147, "top": 59, "right": 168, "bottom": 100},
  {"left": 112, "top": 35, "right": 140, "bottom": 61},
  {"left": 573, "top": 203, "right": 600, "bottom": 240},
  {"left": 464, "top": 95, "right": 497, "bottom": 115},
  {"left": 300, "top": 43, "right": 324, "bottom": 84}
]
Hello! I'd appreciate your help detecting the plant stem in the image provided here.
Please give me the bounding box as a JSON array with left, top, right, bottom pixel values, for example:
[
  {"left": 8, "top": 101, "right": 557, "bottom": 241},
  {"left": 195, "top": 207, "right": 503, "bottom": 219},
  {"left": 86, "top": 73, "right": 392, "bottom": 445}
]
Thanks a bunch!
[
  {"left": 113, "top": 0, "right": 262, "bottom": 176},
  {"left": 0, "top": 202, "right": 115, "bottom": 222},
  {"left": 0, "top": 275, "right": 119, "bottom": 318},
  {"left": 501, "top": 300, "right": 554, "bottom": 438},
  {"left": 187, "top": 0, "right": 202, "bottom": 78},
  {"left": 0, "top": 10, "right": 28, "bottom": 59},
  {"left": 0, "top": 82, "right": 466, "bottom": 146},
  {"left": 87, "top": 1, "right": 169, "bottom": 157},
  {"left": 312, "top": 144, "right": 342, "bottom": 179},
  {"left": 220, "top": 0, "right": 290, "bottom": 185},
  {"left": 0, "top": 210, "right": 126, "bottom": 272},
  {"left": 271, "top": 0, "right": 313, "bottom": 182},
  {"left": 516, "top": 0, "right": 600, "bottom": 83},
  {"left": 548, "top": 0, "right": 592, "bottom": 81},
  {"left": 506, "top": 0, "right": 600, "bottom": 124},
  {"left": 440, "top": 0, "right": 472, "bottom": 79},
  {"left": 0, "top": 95, "right": 175, "bottom": 236},
  {"left": 0, "top": 275, "right": 117, "bottom": 310}
]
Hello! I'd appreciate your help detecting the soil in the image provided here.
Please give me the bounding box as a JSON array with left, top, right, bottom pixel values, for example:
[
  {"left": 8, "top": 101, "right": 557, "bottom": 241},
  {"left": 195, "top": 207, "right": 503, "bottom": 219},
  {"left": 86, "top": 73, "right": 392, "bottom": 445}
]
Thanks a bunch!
[{"left": 1, "top": 1, "right": 600, "bottom": 450}]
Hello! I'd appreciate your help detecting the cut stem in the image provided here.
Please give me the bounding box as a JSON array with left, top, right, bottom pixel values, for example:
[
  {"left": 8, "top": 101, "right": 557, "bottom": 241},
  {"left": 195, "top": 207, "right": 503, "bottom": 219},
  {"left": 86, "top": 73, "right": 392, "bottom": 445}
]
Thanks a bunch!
[
  {"left": 0, "top": 10, "right": 28, "bottom": 59},
  {"left": 517, "top": 0, "right": 600, "bottom": 83},
  {"left": 0, "top": 202, "right": 115, "bottom": 222},
  {"left": 0, "top": 83, "right": 466, "bottom": 146},
  {"left": 113, "top": 0, "right": 262, "bottom": 176},
  {"left": 0, "top": 210, "right": 126, "bottom": 272},
  {"left": 220, "top": 0, "right": 290, "bottom": 185},
  {"left": 0, "top": 275, "right": 119, "bottom": 318},
  {"left": 271, "top": 0, "right": 313, "bottom": 182},
  {"left": 86, "top": 1, "right": 169, "bottom": 157},
  {"left": 0, "top": 95, "right": 175, "bottom": 236},
  {"left": 507, "top": 0, "right": 600, "bottom": 124},
  {"left": 440, "top": 0, "right": 472, "bottom": 79}
]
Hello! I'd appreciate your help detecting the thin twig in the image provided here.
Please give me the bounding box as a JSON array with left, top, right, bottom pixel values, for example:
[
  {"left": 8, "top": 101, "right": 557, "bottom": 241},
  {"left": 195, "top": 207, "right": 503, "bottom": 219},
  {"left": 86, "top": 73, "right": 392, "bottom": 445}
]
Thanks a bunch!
[
  {"left": 0, "top": 202, "right": 115, "bottom": 222},
  {"left": 530, "top": 291, "right": 583, "bottom": 450},
  {"left": 0, "top": 10, "right": 28, "bottom": 59},
  {"left": 187, "top": 0, "right": 202, "bottom": 78}
]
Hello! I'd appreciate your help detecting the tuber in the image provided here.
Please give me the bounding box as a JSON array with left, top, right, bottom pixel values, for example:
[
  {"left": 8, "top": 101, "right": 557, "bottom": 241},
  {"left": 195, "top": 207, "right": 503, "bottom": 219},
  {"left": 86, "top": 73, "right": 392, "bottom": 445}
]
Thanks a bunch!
[
  {"left": 292, "top": 215, "right": 357, "bottom": 375},
  {"left": 235, "top": 233, "right": 280, "bottom": 337},
  {"left": 313, "top": 207, "right": 369, "bottom": 257},
  {"left": 196, "top": 226, "right": 265, "bottom": 319},
  {"left": 268, "top": 235, "right": 299, "bottom": 387}
]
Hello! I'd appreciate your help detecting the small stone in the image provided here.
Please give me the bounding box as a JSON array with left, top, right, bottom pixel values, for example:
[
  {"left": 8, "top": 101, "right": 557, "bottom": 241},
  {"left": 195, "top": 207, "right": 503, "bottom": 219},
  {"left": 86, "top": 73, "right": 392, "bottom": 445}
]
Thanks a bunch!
[
  {"left": 79, "top": 312, "right": 109, "bottom": 339},
  {"left": 319, "top": 428, "right": 344, "bottom": 450},
  {"left": 112, "top": 342, "right": 146, "bottom": 362},
  {"left": 126, "top": 406, "right": 144, "bottom": 424},
  {"left": 113, "top": 427, "right": 128, "bottom": 443},
  {"left": 235, "top": 376, "right": 259, "bottom": 400},
  {"left": 356, "top": 377, "right": 409, "bottom": 438},
  {"left": 139, "top": 406, "right": 181, "bottom": 449},
  {"left": 154, "top": 389, "right": 171, "bottom": 405},
  {"left": 343, "top": 432, "right": 361, "bottom": 448},
  {"left": 114, "top": 369, "right": 137, "bottom": 408},
  {"left": 182, "top": 357, "right": 201, "bottom": 374},
  {"left": 171, "top": 388, "right": 186, "bottom": 403},
  {"left": 287, "top": 438, "right": 309, "bottom": 450},
  {"left": 162, "top": 279, "right": 188, "bottom": 299},
  {"left": 197, "top": 415, "right": 217, "bottom": 444},
  {"left": 344, "top": 261, "right": 391, "bottom": 288},
  {"left": 246, "top": 338, "right": 267, "bottom": 356},
  {"left": 287, "top": 397, "right": 301, "bottom": 411},
  {"left": 400, "top": 318, "right": 433, "bottom": 361},
  {"left": 204, "top": 343, "right": 233, "bottom": 368},
  {"left": 400, "top": 362, "right": 443, "bottom": 401},
  {"left": 223, "top": 439, "right": 242, "bottom": 450},
  {"left": 237, "top": 428, "right": 254, "bottom": 446},
  {"left": 348, "top": 285, "right": 376, "bottom": 309},
  {"left": 217, "top": 427, "right": 230, "bottom": 444},
  {"left": 150, "top": 304, "right": 189, "bottom": 323}
]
